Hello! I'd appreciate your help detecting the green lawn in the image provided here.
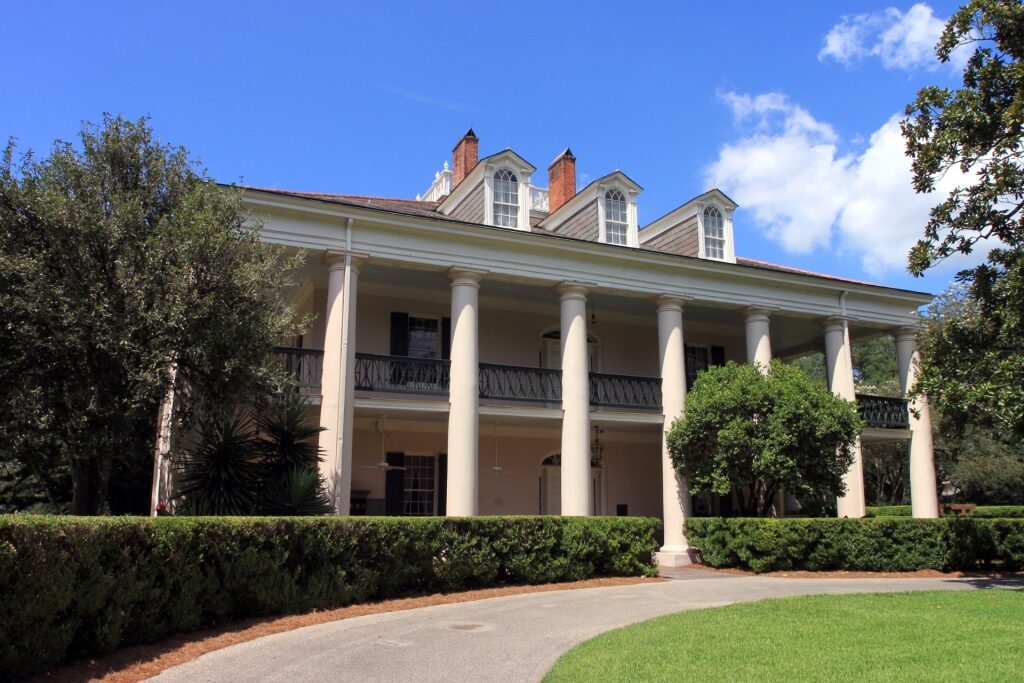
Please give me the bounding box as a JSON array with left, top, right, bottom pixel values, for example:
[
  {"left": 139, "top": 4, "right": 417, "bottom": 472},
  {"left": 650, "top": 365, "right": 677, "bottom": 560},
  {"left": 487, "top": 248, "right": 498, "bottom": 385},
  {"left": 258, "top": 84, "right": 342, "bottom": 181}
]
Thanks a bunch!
[{"left": 544, "top": 590, "right": 1024, "bottom": 683}]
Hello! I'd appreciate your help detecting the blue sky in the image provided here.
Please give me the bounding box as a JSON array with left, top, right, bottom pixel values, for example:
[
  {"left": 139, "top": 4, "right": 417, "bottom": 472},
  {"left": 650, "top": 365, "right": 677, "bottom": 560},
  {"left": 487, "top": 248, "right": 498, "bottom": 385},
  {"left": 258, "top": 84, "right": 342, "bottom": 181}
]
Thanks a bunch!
[{"left": 2, "top": 1, "right": 974, "bottom": 295}]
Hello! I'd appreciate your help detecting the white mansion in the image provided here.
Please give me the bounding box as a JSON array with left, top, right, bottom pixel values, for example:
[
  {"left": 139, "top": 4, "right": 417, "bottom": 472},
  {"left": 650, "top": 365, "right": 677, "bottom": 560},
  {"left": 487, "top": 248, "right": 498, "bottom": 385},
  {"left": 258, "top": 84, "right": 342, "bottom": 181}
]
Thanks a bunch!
[{"left": 244, "top": 130, "right": 937, "bottom": 566}]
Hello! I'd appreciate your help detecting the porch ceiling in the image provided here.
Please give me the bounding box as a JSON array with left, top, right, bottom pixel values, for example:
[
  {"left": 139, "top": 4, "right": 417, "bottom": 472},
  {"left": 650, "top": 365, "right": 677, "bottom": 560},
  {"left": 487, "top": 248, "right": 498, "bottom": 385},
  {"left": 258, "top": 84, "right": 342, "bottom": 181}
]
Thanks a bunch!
[{"left": 304, "top": 262, "right": 896, "bottom": 356}]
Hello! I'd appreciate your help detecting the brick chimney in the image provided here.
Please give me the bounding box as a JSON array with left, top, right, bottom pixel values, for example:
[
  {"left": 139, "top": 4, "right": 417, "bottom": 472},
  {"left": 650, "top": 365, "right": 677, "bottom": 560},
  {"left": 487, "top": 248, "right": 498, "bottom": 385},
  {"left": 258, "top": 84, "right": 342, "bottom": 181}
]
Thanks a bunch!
[
  {"left": 548, "top": 148, "right": 576, "bottom": 213},
  {"left": 451, "top": 128, "right": 479, "bottom": 188}
]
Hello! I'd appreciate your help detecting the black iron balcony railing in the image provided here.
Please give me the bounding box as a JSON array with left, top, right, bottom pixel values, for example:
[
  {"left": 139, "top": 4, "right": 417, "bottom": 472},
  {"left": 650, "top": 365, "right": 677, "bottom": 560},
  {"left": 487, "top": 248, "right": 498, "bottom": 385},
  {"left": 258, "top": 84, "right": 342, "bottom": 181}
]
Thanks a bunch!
[
  {"left": 275, "top": 348, "right": 660, "bottom": 410},
  {"left": 274, "top": 347, "right": 324, "bottom": 391},
  {"left": 354, "top": 352, "right": 450, "bottom": 396},
  {"left": 856, "top": 393, "right": 910, "bottom": 429},
  {"left": 479, "top": 363, "right": 562, "bottom": 403},
  {"left": 590, "top": 371, "right": 662, "bottom": 409}
]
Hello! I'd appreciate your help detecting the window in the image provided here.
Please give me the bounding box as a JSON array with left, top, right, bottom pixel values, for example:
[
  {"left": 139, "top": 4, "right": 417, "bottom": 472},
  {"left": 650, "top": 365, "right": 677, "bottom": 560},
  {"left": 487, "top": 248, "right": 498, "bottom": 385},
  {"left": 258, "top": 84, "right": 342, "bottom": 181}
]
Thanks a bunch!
[
  {"left": 402, "top": 454, "right": 436, "bottom": 516},
  {"left": 685, "top": 345, "right": 709, "bottom": 390},
  {"left": 407, "top": 316, "right": 439, "bottom": 359},
  {"left": 703, "top": 206, "right": 725, "bottom": 259},
  {"left": 540, "top": 330, "right": 600, "bottom": 371},
  {"left": 604, "top": 190, "right": 628, "bottom": 245},
  {"left": 493, "top": 169, "right": 519, "bottom": 228},
  {"left": 686, "top": 344, "right": 726, "bottom": 389}
]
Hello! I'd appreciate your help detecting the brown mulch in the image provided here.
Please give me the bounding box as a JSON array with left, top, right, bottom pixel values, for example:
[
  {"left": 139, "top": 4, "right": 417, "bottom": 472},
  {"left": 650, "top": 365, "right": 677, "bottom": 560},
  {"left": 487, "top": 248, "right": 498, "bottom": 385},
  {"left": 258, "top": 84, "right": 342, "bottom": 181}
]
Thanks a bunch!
[
  {"left": 26, "top": 576, "right": 663, "bottom": 683},
  {"left": 691, "top": 565, "right": 1024, "bottom": 579}
]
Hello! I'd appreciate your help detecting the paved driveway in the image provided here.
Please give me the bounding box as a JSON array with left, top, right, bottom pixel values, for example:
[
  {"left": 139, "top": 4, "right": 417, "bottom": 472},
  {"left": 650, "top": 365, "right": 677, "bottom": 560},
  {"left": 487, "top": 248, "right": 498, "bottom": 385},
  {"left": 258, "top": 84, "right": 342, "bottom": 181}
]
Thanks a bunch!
[{"left": 148, "top": 571, "right": 1020, "bottom": 683}]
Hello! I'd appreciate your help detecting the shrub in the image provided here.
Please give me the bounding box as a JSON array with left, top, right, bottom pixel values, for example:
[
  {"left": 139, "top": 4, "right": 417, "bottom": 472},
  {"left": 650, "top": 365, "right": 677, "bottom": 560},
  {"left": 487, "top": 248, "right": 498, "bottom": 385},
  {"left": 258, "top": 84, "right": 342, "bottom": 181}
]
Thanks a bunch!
[
  {"left": 0, "top": 515, "right": 658, "bottom": 679},
  {"left": 685, "top": 517, "right": 1024, "bottom": 573},
  {"left": 970, "top": 506, "right": 1024, "bottom": 518},
  {"left": 868, "top": 505, "right": 1024, "bottom": 518},
  {"left": 865, "top": 505, "right": 912, "bottom": 517}
]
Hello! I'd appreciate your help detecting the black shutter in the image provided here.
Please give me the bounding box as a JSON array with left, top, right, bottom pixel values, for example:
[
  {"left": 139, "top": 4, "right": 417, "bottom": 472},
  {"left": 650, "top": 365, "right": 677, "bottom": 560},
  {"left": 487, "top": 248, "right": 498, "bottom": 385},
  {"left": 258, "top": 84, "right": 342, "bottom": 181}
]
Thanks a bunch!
[
  {"left": 384, "top": 452, "right": 405, "bottom": 516},
  {"left": 390, "top": 313, "right": 409, "bottom": 387},
  {"left": 390, "top": 312, "right": 409, "bottom": 356},
  {"left": 436, "top": 453, "right": 448, "bottom": 517},
  {"left": 441, "top": 317, "right": 452, "bottom": 360},
  {"left": 684, "top": 343, "right": 694, "bottom": 391},
  {"left": 711, "top": 345, "right": 726, "bottom": 367}
]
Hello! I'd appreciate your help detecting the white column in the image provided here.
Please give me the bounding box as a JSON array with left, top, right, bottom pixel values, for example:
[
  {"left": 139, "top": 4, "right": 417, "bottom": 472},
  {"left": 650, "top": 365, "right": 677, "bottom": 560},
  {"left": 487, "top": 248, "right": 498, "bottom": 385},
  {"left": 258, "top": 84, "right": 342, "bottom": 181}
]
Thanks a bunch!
[
  {"left": 150, "top": 363, "right": 178, "bottom": 515},
  {"left": 558, "top": 283, "right": 592, "bottom": 516},
  {"left": 318, "top": 252, "right": 360, "bottom": 515},
  {"left": 896, "top": 328, "right": 939, "bottom": 518},
  {"left": 655, "top": 296, "right": 694, "bottom": 566},
  {"left": 824, "top": 317, "right": 866, "bottom": 518},
  {"left": 745, "top": 308, "right": 773, "bottom": 369},
  {"left": 446, "top": 269, "right": 483, "bottom": 516},
  {"left": 745, "top": 308, "right": 785, "bottom": 515},
  {"left": 337, "top": 258, "right": 360, "bottom": 517}
]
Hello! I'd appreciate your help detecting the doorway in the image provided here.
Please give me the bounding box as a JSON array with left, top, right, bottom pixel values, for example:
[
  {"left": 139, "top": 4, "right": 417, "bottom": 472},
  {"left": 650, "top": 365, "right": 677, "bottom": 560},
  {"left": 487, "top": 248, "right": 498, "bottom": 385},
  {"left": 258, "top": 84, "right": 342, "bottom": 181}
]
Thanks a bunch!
[{"left": 539, "top": 453, "right": 605, "bottom": 515}]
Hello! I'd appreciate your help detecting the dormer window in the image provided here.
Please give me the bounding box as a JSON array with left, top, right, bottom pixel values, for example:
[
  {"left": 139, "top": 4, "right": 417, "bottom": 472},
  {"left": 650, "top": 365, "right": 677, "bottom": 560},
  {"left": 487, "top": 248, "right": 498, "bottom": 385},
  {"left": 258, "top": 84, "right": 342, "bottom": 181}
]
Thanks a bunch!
[
  {"left": 604, "top": 190, "right": 628, "bottom": 245},
  {"left": 703, "top": 206, "right": 725, "bottom": 260},
  {"left": 493, "top": 169, "right": 519, "bottom": 228}
]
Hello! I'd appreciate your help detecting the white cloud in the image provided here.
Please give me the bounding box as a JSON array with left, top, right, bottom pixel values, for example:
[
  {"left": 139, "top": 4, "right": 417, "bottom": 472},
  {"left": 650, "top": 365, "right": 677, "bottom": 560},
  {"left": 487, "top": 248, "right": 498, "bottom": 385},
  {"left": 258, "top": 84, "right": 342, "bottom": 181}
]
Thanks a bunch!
[
  {"left": 819, "top": 3, "right": 968, "bottom": 71},
  {"left": 705, "top": 92, "right": 973, "bottom": 277}
]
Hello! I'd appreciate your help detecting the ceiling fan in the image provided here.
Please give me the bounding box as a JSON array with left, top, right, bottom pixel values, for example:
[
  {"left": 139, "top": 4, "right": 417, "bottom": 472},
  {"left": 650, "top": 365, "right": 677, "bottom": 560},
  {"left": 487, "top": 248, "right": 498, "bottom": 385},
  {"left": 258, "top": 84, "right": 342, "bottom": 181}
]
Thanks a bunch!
[
  {"left": 490, "top": 421, "right": 514, "bottom": 475},
  {"left": 362, "top": 415, "right": 405, "bottom": 471}
]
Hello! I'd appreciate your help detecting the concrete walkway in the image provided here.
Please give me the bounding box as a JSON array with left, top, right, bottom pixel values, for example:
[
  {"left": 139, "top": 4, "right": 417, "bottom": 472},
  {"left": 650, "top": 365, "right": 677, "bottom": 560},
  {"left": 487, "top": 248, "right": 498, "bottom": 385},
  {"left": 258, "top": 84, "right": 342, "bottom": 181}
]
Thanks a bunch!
[{"left": 148, "top": 571, "right": 1020, "bottom": 683}]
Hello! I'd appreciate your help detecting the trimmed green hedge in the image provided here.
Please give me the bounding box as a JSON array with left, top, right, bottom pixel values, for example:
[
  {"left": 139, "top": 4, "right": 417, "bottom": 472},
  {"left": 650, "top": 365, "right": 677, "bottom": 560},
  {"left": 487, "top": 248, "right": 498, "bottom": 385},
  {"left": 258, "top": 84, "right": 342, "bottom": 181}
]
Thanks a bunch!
[
  {"left": 865, "top": 505, "right": 912, "bottom": 517},
  {"left": 968, "top": 506, "right": 1024, "bottom": 519},
  {"left": 0, "top": 515, "right": 659, "bottom": 679},
  {"left": 686, "top": 517, "right": 1024, "bottom": 573},
  {"left": 867, "top": 505, "right": 1024, "bottom": 518}
]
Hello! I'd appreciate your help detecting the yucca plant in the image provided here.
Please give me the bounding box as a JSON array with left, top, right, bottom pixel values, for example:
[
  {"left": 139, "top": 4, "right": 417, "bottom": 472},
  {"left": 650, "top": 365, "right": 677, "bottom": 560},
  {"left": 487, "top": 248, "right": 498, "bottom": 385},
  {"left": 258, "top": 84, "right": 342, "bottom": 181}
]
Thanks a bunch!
[
  {"left": 256, "top": 394, "right": 325, "bottom": 479},
  {"left": 256, "top": 394, "right": 331, "bottom": 515},
  {"left": 174, "top": 413, "right": 262, "bottom": 515},
  {"left": 261, "top": 467, "right": 333, "bottom": 516}
]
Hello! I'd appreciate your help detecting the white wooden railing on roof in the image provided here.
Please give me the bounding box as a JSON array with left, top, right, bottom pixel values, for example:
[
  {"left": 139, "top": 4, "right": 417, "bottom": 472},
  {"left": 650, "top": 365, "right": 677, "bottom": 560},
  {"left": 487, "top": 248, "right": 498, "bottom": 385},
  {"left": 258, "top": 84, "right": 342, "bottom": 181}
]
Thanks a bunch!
[
  {"left": 418, "top": 162, "right": 453, "bottom": 202},
  {"left": 530, "top": 185, "right": 549, "bottom": 212}
]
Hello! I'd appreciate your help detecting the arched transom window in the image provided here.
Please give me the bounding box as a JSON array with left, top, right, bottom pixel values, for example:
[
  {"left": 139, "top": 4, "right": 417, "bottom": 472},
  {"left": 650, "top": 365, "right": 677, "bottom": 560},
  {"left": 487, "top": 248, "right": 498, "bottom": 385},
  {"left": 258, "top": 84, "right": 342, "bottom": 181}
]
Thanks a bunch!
[
  {"left": 493, "top": 169, "right": 519, "bottom": 228},
  {"left": 604, "top": 190, "right": 628, "bottom": 245},
  {"left": 703, "top": 206, "right": 725, "bottom": 259},
  {"left": 540, "top": 330, "right": 600, "bottom": 371}
]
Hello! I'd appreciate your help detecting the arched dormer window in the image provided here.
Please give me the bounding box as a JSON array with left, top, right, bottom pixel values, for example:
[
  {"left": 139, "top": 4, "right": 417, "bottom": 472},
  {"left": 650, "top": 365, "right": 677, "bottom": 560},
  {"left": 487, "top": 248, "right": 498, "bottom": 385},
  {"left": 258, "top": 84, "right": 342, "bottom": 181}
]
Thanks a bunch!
[
  {"left": 604, "top": 190, "right": 628, "bottom": 245},
  {"left": 703, "top": 206, "right": 725, "bottom": 260},
  {"left": 493, "top": 169, "right": 519, "bottom": 228}
]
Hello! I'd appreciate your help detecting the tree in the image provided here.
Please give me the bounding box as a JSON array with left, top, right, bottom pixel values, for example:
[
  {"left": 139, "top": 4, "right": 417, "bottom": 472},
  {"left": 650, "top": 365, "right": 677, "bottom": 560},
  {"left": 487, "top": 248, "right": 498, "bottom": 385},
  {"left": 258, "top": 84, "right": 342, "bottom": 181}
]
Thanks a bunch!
[
  {"left": 785, "top": 338, "right": 909, "bottom": 506},
  {"left": 902, "top": 0, "right": 1024, "bottom": 435},
  {"left": 667, "top": 361, "right": 863, "bottom": 517},
  {"left": 0, "top": 115, "right": 303, "bottom": 514},
  {"left": 938, "top": 423, "right": 1024, "bottom": 504}
]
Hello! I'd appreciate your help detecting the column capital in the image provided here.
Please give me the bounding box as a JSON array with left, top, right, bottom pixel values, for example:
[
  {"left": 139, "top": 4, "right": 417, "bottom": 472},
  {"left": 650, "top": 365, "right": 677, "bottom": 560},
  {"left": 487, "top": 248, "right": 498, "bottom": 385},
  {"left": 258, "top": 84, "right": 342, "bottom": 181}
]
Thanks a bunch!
[
  {"left": 447, "top": 267, "right": 486, "bottom": 287},
  {"left": 744, "top": 306, "right": 776, "bottom": 323},
  {"left": 655, "top": 294, "right": 690, "bottom": 313},
  {"left": 323, "top": 250, "right": 368, "bottom": 272},
  {"left": 556, "top": 281, "right": 589, "bottom": 301},
  {"left": 821, "top": 315, "right": 849, "bottom": 332},
  {"left": 893, "top": 326, "right": 921, "bottom": 344}
]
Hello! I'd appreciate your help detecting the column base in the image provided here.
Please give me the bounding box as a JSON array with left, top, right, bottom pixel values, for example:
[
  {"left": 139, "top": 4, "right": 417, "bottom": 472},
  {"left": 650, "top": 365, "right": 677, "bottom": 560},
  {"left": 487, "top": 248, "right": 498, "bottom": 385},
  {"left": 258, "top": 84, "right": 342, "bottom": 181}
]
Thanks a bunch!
[{"left": 655, "top": 546, "right": 701, "bottom": 567}]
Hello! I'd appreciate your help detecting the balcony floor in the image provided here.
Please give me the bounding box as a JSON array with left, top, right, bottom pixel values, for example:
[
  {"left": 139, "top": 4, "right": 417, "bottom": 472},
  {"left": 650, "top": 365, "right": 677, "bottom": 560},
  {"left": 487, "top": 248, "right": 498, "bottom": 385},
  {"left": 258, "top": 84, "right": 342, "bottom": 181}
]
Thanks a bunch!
[{"left": 352, "top": 396, "right": 663, "bottom": 432}]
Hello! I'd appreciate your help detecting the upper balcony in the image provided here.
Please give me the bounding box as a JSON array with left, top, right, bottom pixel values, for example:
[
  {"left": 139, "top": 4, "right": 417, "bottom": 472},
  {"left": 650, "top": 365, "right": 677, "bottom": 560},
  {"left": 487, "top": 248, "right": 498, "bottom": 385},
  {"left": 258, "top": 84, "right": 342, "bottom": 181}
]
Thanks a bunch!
[
  {"left": 275, "top": 347, "right": 909, "bottom": 428},
  {"left": 275, "top": 347, "right": 662, "bottom": 410}
]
